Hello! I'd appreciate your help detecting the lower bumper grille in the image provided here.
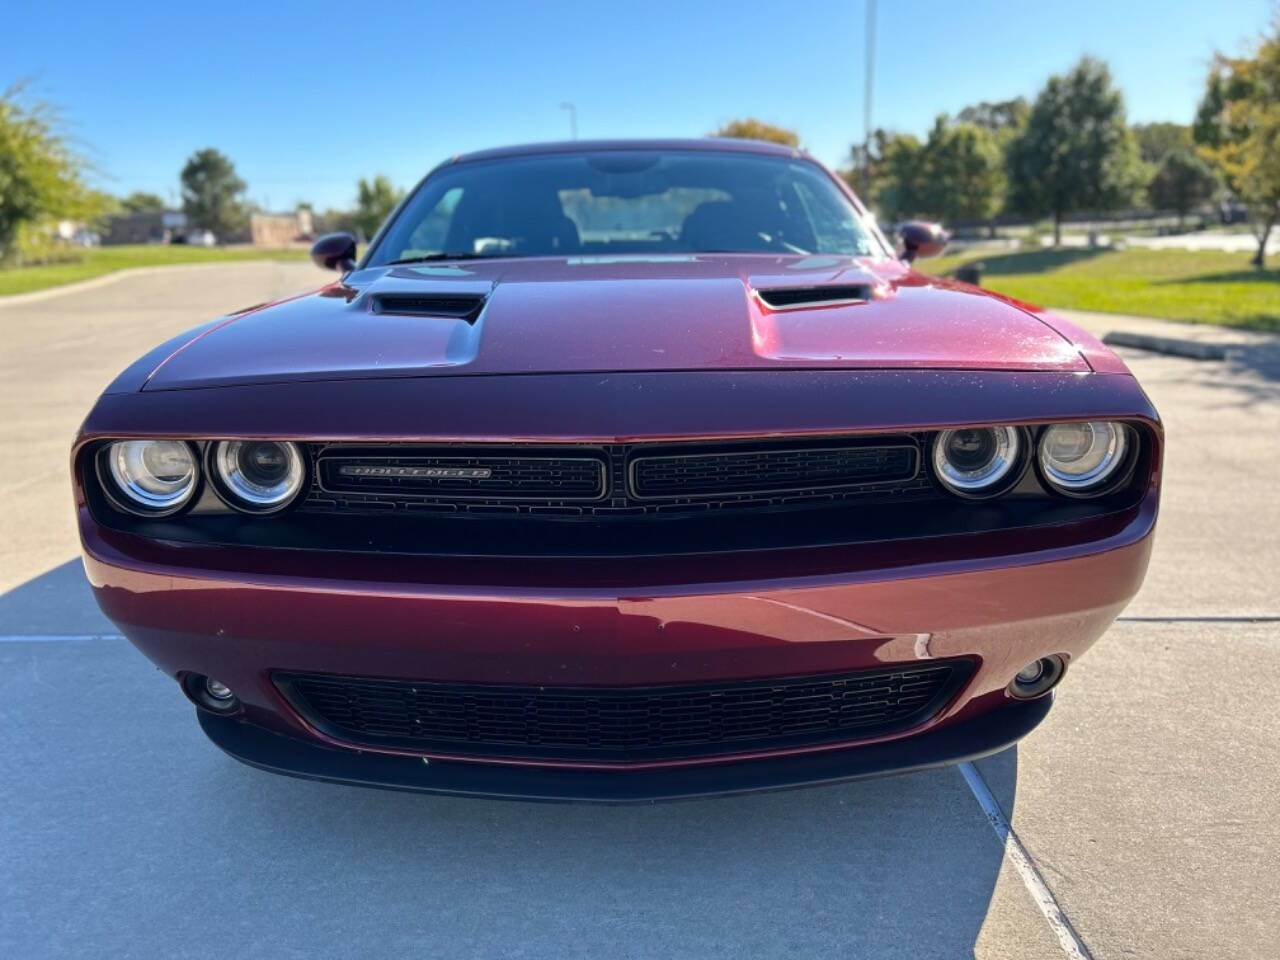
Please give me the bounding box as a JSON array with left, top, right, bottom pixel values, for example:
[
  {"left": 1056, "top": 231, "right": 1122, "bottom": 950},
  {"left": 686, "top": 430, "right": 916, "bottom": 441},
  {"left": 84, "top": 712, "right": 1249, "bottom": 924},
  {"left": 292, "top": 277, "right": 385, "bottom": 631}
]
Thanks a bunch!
[{"left": 276, "top": 661, "right": 972, "bottom": 763}]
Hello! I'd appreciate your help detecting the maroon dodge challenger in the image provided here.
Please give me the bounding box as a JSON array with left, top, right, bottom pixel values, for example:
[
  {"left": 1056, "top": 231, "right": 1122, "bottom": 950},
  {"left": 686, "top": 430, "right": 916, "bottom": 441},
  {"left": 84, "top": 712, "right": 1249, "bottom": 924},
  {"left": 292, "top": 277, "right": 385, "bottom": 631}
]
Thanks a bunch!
[{"left": 73, "top": 139, "right": 1160, "bottom": 801}]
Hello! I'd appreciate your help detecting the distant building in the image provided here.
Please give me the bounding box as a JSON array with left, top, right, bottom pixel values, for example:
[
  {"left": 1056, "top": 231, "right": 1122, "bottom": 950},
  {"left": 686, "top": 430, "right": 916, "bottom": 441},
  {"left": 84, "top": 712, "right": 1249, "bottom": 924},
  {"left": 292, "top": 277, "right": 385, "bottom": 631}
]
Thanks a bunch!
[
  {"left": 53, "top": 219, "right": 100, "bottom": 246},
  {"left": 102, "top": 207, "right": 313, "bottom": 246},
  {"left": 249, "top": 208, "right": 313, "bottom": 247},
  {"left": 103, "top": 210, "right": 187, "bottom": 245}
]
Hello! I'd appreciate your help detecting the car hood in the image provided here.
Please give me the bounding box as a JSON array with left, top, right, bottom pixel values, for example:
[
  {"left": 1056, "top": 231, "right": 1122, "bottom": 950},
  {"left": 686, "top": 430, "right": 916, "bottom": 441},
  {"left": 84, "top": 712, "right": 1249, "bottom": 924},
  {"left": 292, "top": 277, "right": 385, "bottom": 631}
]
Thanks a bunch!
[{"left": 142, "top": 254, "right": 1089, "bottom": 390}]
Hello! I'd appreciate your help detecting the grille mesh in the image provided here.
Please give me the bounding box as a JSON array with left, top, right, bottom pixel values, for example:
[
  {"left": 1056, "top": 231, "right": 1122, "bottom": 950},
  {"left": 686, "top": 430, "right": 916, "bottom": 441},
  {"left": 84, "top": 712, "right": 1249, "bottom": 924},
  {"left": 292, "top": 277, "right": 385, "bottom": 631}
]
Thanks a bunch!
[
  {"left": 631, "top": 444, "right": 916, "bottom": 499},
  {"left": 279, "top": 662, "right": 969, "bottom": 762},
  {"left": 318, "top": 450, "right": 606, "bottom": 500},
  {"left": 302, "top": 437, "right": 932, "bottom": 517}
]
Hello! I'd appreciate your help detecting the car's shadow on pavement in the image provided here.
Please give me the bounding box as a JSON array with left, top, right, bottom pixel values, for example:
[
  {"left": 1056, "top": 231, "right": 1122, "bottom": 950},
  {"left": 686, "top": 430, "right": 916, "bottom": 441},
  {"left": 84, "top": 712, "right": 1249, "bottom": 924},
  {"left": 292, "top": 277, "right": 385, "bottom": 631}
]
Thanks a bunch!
[
  {"left": 0, "top": 558, "right": 118, "bottom": 635},
  {"left": 1, "top": 563, "right": 1017, "bottom": 959}
]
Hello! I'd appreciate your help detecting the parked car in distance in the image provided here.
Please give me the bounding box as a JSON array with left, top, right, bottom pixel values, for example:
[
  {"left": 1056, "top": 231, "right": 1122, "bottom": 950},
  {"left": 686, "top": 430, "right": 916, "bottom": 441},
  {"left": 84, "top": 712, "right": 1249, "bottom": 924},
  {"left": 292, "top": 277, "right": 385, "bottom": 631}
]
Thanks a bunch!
[
  {"left": 182, "top": 228, "right": 217, "bottom": 247},
  {"left": 73, "top": 139, "right": 1161, "bottom": 801}
]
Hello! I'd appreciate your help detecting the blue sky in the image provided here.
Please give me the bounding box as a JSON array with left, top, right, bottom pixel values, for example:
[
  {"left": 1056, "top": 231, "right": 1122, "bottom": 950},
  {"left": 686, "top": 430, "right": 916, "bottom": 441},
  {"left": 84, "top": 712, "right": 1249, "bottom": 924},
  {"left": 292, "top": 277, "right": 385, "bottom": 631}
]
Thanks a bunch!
[{"left": 6, "top": 0, "right": 1272, "bottom": 211}]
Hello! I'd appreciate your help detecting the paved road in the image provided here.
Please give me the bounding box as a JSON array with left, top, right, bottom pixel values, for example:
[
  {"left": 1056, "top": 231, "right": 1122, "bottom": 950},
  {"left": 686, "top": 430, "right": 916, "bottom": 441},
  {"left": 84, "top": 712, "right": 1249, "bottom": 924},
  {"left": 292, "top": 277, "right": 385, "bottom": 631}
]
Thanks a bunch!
[
  {"left": 1123, "top": 231, "right": 1280, "bottom": 254},
  {"left": 956, "top": 229, "right": 1280, "bottom": 255},
  {"left": 1, "top": 263, "right": 1277, "bottom": 959}
]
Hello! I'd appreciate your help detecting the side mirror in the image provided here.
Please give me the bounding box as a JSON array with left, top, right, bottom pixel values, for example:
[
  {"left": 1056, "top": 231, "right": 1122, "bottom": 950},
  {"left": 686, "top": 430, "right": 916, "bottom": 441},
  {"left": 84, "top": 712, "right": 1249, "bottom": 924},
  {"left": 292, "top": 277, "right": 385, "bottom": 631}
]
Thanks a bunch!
[
  {"left": 898, "top": 221, "right": 949, "bottom": 262},
  {"left": 310, "top": 232, "right": 357, "bottom": 272}
]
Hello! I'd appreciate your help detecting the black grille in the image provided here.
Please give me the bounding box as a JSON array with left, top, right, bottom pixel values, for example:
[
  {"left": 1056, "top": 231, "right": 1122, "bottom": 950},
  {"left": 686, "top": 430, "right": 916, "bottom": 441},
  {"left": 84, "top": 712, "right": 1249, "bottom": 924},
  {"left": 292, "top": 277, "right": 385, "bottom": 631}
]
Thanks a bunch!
[
  {"left": 631, "top": 443, "right": 916, "bottom": 499},
  {"left": 302, "top": 436, "right": 933, "bottom": 518},
  {"left": 317, "top": 447, "right": 607, "bottom": 501},
  {"left": 277, "top": 662, "right": 970, "bottom": 763}
]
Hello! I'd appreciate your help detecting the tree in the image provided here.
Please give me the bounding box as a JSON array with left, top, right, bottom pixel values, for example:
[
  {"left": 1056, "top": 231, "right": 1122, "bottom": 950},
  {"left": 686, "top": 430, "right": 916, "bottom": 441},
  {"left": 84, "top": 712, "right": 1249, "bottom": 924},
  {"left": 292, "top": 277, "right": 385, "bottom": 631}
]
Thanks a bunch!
[
  {"left": 864, "top": 118, "right": 1004, "bottom": 230},
  {"left": 121, "top": 190, "right": 166, "bottom": 214},
  {"left": 849, "top": 100, "right": 1022, "bottom": 232},
  {"left": 353, "top": 176, "right": 405, "bottom": 240},
  {"left": 709, "top": 119, "right": 800, "bottom": 147},
  {"left": 0, "top": 83, "right": 105, "bottom": 261},
  {"left": 1147, "top": 150, "right": 1218, "bottom": 227},
  {"left": 918, "top": 117, "right": 1006, "bottom": 227},
  {"left": 310, "top": 206, "right": 359, "bottom": 237},
  {"left": 871, "top": 133, "right": 926, "bottom": 222},
  {"left": 1132, "top": 122, "right": 1192, "bottom": 165},
  {"left": 1005, "top": 57, "right": 1144, "bottom": 245},
  {"left": 1193, "top": 18, "right": 1280, "bottom": 266},
  {"left": 1192, "top": 73, "right": 1227, "bottom": 149},
  {"left": 956, "top": 98, "right": 1029, "bottom": 138},
  {"left": 180, "top": 148, "right": 247, "bottom": 240},
  {"left": 842, "top": 128, "right": 896, "bottom": 205}
]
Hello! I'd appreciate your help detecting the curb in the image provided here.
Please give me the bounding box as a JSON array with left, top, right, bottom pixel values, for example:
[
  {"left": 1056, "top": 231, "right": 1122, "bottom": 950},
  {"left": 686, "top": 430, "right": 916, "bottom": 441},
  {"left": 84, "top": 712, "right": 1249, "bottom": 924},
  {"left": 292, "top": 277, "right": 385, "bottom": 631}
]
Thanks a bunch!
[{"left": 1102, "top": 331, "right": 1234, "bottom": 361}]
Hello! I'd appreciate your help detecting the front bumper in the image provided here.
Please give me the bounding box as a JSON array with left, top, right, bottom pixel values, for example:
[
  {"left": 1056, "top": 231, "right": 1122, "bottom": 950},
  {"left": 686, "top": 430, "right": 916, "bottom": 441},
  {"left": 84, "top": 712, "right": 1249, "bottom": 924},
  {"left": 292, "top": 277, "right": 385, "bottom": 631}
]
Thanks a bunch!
[
  {"left": 199, "top": 693, "right": 1053, "bottom": 803},
  {"left": 81, "top": 485, "right": 1155, "bottom": 790},
  {"left": 75, "top": 367, "right": 1161, "bottom": 798}
]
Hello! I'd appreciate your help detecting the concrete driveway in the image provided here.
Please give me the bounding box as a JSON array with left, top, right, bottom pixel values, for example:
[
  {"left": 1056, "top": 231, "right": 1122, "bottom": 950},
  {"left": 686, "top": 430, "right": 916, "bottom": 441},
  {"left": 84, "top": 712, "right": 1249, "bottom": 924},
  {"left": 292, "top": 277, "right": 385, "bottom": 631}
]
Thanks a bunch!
[{"left": 1, "top": 262, "right": 1277, "bottom": 959}]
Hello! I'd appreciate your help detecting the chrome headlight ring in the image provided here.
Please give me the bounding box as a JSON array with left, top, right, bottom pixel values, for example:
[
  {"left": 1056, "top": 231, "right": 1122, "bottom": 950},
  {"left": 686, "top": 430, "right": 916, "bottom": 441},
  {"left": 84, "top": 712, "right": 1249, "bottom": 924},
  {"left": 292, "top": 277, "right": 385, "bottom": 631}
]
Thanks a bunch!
[
  {"left": 207, "top": 440, "right": 307, "bottom": 514},
  {"left": 98, "top": 439, "right": 201, "bottom": 517},
  {"left": 931, "top": 425, "right": 1028, "bottom": 499}
]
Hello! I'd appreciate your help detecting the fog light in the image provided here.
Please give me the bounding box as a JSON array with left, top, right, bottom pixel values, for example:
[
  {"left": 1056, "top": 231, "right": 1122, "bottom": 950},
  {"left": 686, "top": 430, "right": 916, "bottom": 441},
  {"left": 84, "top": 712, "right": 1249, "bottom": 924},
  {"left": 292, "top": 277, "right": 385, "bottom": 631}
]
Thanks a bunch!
[
  {"left": 1009, "top": 656, "right": 1064, "bottom": 699},
  {"left": 1015, "top": 661, "right": 1045, "bottom": 685},
  {"left": 181, "top": 672, "right": 242, "bottom": 714},
  {"left": 204, "top": 677, "right": 235, "bottom": 701}
]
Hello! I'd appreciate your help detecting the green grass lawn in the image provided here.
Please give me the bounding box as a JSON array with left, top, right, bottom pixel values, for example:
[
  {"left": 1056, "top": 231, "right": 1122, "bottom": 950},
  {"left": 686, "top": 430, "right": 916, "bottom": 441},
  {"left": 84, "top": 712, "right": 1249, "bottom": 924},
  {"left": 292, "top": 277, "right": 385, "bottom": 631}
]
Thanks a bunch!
[
  {"left": 924, "top": 247, "right": 1280, "bottom": 331},
  {"left": 0, "top": 245, "right": 311, "bottom": 297}
]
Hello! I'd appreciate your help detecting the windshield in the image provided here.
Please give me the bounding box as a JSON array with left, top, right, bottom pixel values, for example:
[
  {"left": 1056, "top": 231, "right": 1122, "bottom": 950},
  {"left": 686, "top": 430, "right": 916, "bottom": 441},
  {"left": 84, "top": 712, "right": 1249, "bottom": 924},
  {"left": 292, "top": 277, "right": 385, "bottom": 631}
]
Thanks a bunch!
[{"left": 367, "top": 150, "right": 885, "bottom": 264}]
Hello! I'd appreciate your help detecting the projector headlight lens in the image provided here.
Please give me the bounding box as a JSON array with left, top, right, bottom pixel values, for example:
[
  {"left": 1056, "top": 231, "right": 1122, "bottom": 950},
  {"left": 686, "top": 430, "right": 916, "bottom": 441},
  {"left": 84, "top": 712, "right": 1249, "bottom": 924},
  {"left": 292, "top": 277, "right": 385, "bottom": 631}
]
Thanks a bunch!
[
  {"left": 105, "top": 440, "right": 198, "bottom": 514},
  {"left": 1038, "top": 421, "right": 1129, "bottom": 494},
  {"left": 932, "top": 426, "right": 1022, "bottom": 497},
  {"left": 211, "top": 440, "right": 305, "bottom": 512}
]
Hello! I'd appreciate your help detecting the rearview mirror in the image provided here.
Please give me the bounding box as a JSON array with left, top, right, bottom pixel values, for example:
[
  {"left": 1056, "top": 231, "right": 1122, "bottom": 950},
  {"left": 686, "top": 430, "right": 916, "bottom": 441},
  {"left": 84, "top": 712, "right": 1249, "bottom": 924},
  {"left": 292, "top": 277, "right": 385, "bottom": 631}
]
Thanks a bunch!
[
  {"left": 898, "top": 221, "right": 948, "bottom": 262},
  {"left": 310, "top": 232, "right": 357, "bottom": 272}
]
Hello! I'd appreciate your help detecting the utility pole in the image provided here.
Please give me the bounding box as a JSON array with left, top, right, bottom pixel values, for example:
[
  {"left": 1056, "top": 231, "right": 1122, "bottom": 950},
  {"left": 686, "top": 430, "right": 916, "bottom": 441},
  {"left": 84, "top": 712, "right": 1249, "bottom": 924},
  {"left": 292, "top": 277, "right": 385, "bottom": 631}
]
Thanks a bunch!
[
  {"left": 862, "top": 0, "right": 877, "bottom": 199},
  {"left": 559, "top": 102, "right": 578, "bottom": 140}
]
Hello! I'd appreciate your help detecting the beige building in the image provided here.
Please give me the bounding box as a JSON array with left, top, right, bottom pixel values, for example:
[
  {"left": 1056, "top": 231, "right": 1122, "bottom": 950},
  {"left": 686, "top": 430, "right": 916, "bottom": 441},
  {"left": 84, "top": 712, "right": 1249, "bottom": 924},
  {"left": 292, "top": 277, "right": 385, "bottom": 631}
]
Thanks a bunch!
[{"left": 249, "top": 208, "right": 313, "bottom": 246}]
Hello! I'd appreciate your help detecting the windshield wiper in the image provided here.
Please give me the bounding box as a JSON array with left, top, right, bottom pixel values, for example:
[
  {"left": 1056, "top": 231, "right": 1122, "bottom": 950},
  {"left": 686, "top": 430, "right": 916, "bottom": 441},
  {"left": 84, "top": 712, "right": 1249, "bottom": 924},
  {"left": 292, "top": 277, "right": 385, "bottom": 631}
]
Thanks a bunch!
[{"left": 384, "top": 252, "right": 513, "bottom": 265}]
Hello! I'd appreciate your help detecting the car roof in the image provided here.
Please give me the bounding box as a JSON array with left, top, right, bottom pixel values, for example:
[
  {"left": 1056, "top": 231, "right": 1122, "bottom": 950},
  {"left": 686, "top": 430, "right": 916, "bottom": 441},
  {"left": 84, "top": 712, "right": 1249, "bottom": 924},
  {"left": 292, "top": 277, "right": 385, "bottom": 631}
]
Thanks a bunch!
[{"left": 448, "top": 138, "right": 807, "bottom": 165}]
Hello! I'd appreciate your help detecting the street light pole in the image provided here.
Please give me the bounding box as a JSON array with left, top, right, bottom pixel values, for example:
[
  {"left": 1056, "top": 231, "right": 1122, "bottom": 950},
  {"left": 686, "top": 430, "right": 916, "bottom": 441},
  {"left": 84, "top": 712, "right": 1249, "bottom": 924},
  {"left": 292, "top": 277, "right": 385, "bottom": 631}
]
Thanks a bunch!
[
  {"left": 559, "top": 102, "right": 578, "bottom": 140},
  {"left": 862, "top": 0, "right": 877, "bottom": 199}
]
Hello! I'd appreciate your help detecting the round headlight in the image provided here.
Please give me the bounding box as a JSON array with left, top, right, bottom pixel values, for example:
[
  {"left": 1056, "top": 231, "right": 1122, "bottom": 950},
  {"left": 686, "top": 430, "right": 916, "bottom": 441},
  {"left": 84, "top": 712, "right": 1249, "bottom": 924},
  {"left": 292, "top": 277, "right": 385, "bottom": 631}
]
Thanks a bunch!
[
  {"left": 210, "top": 440, "right": 305, "bottom": 512},
  {"left": 1038, "top": 421, "right": 1130, "bottom": 494},
  {"left": 932, "top": 426, "right": 1023, "bottom": 498},
  {"left": 104, "top": 440, "right": 198, "bottom": 514}
]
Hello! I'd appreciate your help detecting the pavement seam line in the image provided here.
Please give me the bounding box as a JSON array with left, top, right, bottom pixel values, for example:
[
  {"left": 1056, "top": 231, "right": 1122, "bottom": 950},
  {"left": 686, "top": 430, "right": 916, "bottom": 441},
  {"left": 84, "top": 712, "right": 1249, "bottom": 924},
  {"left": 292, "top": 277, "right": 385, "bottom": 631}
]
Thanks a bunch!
[
  {"left": 0, "top": 634, "right": 124, "bottom": 643},
  {"left": 1116, "top": 616, "right": 1280, "bottom": 623},
  {"left": 958, "top": 761, "right": 1094, "bottom": 960}
]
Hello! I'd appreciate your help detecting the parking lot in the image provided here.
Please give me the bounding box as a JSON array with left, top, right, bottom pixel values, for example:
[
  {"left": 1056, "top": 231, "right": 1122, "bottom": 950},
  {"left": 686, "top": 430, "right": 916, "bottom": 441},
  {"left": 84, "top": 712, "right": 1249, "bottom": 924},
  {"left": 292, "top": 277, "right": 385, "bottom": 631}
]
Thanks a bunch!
[{"left": 2, "top": 261, "right": 1277, "bottom": 959}]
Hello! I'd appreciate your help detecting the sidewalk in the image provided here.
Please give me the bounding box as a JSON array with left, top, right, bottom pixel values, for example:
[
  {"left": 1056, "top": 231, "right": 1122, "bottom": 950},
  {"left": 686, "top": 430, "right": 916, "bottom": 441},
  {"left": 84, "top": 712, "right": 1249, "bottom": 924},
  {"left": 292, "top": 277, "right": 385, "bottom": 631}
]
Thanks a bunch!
[
  {"left": 1054, "top": 307, "right": 1280, "bottom": 378},
  {"left": 1055, "top": 307, "right": 1279, "bottom": 348}
]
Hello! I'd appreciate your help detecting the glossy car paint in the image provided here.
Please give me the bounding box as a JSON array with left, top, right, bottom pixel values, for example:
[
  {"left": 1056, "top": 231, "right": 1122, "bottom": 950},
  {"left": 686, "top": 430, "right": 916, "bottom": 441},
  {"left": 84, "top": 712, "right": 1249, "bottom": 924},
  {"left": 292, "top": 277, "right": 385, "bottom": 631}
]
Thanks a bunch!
[
  {"left": 80, "top": 463, "right": 1155, "bottom": 767},
  {"left": 139, "top": 258, "right": 1089, "bottom": 391},
  {"left": 73, "top": 139, "right": 1162, "bottom": 790}
]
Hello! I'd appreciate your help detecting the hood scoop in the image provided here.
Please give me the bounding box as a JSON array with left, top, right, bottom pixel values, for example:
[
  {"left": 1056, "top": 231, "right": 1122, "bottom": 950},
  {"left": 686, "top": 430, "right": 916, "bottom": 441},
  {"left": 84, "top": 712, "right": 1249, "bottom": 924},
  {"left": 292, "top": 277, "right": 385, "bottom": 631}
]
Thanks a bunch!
[
  {"left": 139, "top": 260, "right": 1090, "bottom": 392},
  {"left": 371, "top": 292, "right": 487, "bottom": 322},
  {"left": 755, "top": 284, "right": 872, "bottom": 310}
]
